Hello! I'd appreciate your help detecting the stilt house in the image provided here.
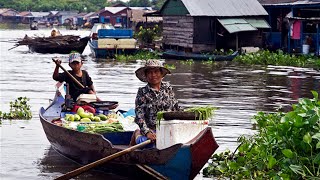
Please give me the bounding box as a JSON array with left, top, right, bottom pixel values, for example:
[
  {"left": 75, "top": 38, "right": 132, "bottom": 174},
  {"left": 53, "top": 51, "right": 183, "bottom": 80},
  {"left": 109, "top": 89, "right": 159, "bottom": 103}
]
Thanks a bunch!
[
  {"left": 261, "top": 0, "right": 320, "bottom": 55},
  {"left": 158, "top": 0, "right": 270, "bottom": 53}
]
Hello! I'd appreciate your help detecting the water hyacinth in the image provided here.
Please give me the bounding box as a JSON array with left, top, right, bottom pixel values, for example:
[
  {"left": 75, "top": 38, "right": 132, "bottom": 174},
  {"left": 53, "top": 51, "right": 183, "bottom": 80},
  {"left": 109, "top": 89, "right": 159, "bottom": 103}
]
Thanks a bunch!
[
  {"left": 234, "top": 50, "right": 320, "bottom": 69},
  {"left": 0, "top": 97, "right": 32, "bottom": 120},
  {"left": 204, "top": 90, "right": 320, "bottom": 179}
]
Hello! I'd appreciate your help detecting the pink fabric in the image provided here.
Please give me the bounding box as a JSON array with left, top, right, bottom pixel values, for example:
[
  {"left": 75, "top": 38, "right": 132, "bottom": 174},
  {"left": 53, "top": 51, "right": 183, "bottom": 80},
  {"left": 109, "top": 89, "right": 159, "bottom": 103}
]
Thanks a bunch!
[{"left": 291, "top": 20, "right": 301, "bottom": 39}]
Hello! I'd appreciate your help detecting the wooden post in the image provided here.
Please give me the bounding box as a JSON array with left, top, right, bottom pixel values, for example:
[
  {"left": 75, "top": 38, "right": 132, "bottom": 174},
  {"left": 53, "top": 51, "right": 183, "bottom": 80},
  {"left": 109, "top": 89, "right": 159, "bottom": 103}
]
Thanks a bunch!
[
  {"left": 236, "top": 33, "right": 238, "bottom": 51},
  {"left": 317, "top": 23, "right": 319, "bottom": 56}
]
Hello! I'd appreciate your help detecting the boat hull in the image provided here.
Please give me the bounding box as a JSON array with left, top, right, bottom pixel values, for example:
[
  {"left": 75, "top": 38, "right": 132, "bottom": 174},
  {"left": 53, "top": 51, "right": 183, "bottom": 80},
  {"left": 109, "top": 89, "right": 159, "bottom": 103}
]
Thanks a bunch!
[
  {"left": 39, "top": 93, "right": 219, "bottom": 179},
  {"left": 28, "top": 36, "right": 89, "bottom": 54},
  {"left": 161, "top": 50, "right": 238, "bottom": 61},
  {"left": 88, "top": 41, "right": 138, "bottom": 58}
]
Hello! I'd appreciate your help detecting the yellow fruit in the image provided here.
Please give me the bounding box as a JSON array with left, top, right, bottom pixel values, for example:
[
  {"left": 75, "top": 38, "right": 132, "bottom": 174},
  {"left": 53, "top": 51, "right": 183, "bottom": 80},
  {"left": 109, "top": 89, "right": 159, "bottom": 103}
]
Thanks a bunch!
[
  {"left": 97, "top": 114, "right": 108, "bottom": 121},
  {"left": 93, "top": 116, "right": 101, "bottom": 122},
  {"left": 74, "top": 114, "right": 81, "bottom": 121},
  {"left": 65, "top": 114, "right": 72, "bottom": 121},
  {"left": 69, "top": 115, "right": 75, "bottom": 121},
  {"left": 77, "top": 107, "right": 85, "bottom": 114},
  {"left": 77, "top": 108, "right": 92, "bottom": 118},
  {"left": 80, "top": 118, "right": 92, "bottom": 123}
]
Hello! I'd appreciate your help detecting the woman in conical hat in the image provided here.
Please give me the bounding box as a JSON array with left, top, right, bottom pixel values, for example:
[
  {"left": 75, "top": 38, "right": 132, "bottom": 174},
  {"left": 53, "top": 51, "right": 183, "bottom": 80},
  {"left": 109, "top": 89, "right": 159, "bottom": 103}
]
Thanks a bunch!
[{"left": 130, "top": 59, "right": 180, "bottom": 147}]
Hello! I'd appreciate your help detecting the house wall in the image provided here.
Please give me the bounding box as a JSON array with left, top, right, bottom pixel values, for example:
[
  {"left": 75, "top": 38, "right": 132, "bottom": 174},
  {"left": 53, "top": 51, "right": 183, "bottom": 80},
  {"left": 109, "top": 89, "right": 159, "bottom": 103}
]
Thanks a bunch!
[
  {"left": 99, "top": 9, "right": 129, "bottom": 28},
  {"left": 239, "top": 31, "right": 264, "bottom": 47},
  {"left": 193, "top": 17, "right": 216, "bottom": 52},
  {"left": 161, "top": 0, "right": 189, "bottom": 16},
  {"left": 162, "top": 16, "right": 194, "bottom": 49}
]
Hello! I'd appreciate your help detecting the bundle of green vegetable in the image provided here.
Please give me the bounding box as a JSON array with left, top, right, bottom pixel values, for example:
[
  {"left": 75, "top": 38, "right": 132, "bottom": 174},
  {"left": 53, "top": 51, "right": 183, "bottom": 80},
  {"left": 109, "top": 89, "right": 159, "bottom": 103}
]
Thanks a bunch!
[
  {"left": 184, "top": 106, "right": 218, "bottom": 120},
  {"left": 157, "top": 106, "right": 218, "bottom": 121},
  {"left": 81, "top": 122, "right": 124, "bottom": 134}
]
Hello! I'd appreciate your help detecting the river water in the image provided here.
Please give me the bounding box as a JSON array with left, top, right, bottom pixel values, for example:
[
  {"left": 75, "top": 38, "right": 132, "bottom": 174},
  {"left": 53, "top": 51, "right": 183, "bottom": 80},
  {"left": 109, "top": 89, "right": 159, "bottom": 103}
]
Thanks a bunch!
[{"left": 0, "top": 29, "right": 320, "bottom": 180}]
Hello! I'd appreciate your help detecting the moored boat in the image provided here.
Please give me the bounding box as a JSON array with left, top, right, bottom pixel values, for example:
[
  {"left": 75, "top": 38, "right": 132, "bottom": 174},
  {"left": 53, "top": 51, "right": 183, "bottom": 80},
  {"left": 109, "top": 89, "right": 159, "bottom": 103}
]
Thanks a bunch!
[
  {"left": 14, "top": 35, "right": 89, "bottom": 54},
  {"left": 39, "top": 89, "right": 219, "bottom": 179},
  {"left": 161, "top": 50, "right": 239, "bottom": 61},
  {"left": 88, "top": 23, "right": 138, "bottom": 58}
]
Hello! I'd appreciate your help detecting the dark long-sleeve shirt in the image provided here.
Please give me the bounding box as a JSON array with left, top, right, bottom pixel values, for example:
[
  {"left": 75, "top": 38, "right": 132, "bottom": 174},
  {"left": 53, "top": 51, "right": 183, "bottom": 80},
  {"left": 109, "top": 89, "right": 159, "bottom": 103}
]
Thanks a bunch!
[{"left": 53, "top": 70, "right": 93, "bottom": 101}]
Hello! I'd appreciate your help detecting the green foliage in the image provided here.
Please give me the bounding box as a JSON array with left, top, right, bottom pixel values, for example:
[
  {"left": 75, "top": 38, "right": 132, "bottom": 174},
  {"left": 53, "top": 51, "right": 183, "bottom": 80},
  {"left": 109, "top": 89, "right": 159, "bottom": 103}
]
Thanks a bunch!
[
  {"left": 134, "top": 25, "right": 160, "bottom": 45},
  {"left": 115, "top": 50, "right": 160, "bottom": 62},
  {"left": 128, "top": 0, "right": 151, "bottom": 7},
  {"left": 0, "top": 0, "right": 110, "bottom": 12},
  {"left": 234, "top": 50, "right": 320, "bottom": 69},
  {"left": 203, "top": 90, "right": 320, "bottom": 179},
  {"left": 163, "top": 63, "right": 176, "bottom": 70},
  {"left": 181, "top": 59, "right": 194, "bottom": 65},
  {"left": 0, "top": 97, "right": 32, "bottom": 120}
]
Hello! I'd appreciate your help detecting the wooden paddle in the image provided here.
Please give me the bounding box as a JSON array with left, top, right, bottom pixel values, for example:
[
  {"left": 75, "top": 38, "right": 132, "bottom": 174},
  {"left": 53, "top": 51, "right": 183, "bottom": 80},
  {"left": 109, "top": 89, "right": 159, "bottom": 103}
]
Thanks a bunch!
[
  {"left": 55, "top": 139, "right": 152, "bottom": 180},
  {"left": 52, "top": 58, "right": 85, "bottom": 88}
]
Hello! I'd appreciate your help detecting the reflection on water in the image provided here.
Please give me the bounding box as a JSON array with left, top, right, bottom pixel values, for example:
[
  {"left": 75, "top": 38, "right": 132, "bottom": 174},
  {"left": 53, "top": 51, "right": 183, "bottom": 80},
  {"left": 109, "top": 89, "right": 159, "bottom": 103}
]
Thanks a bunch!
[
  {"left": 38, "top": 147, "right": 127, "bottom": 180},
  {"left": 0, "top": 29, "right": 320, "bottom": 179}
]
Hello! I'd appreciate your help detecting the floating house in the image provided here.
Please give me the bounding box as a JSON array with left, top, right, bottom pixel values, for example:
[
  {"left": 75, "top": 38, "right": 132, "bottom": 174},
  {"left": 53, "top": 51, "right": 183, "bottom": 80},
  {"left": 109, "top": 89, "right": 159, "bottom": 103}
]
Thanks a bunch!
[
  {"left": 130, "top": 7, "right": 162, "bottom": 31},
  {"left": 97, "top": 7, "right": 131, "bottom": 28},
  {"left": 156, "top": 0, "right": 270, "bottom": 53},
  {"left": 0, "top": 8, "right": 19, "bottom": 23},
  {"left": 261, "top": 0, "right": 320, "bottom": 55}
]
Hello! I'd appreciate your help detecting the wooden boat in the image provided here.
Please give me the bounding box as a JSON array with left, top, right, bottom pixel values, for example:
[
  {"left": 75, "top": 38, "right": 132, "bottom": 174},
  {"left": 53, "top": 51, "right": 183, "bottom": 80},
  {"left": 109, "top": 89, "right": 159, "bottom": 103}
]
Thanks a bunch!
[
  {"left": 88, "top": 23, "right": 138, "bottom": 58},
  {"left": 39, "top": 90, "right": 219, "bottom": 179},
  {"left": 161, "top": 50, "right": 239, "bottom": 61},
  {"left": 14, "top": 35, "right": 89, "bottom": 54}
]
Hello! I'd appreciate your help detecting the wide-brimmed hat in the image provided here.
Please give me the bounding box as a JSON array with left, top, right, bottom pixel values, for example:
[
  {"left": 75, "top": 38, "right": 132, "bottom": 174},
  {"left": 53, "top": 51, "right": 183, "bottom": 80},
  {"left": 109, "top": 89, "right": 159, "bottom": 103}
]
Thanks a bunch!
[
  {"left": 69, "top": 52, "right": 82, "bottom": 63},
  {"left": 135, "top": 59, "right": 171, "bottom": 82}
]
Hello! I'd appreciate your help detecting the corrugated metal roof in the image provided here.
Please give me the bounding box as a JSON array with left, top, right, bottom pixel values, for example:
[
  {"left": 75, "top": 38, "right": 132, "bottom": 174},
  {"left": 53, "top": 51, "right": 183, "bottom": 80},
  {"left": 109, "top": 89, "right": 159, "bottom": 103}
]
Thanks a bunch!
[
  {"left": 218, "top": 18, "right": 257, "bottom": 33},
  {"left": 246, "top": 18, "right": 270, "bottom": 28},
  {"left": 104, "top": 7, "right": 127, "bottom": 14},
  {"left": 181, "top": 0, "right": 268, "bottom": 17},
  {"left": 30, "top": 12, "right": 50, "bottom": 17}
]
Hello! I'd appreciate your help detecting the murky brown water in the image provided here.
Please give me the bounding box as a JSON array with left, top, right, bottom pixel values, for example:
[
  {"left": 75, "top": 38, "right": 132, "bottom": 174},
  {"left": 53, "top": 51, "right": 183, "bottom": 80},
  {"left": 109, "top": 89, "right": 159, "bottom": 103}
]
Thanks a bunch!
[{"left": 1, "top": 29, "right": 320, "bottom": 180}]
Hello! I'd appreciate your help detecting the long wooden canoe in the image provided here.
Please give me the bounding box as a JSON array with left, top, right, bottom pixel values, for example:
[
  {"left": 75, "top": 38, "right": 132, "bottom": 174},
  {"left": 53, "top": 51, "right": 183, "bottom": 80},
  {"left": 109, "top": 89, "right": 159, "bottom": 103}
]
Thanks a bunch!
[
  {"left": 39, "top": 91, "right": 219, "bottom": 179},
  {"left": 161, "top": 50, "right": 239, "bottom": 61}
]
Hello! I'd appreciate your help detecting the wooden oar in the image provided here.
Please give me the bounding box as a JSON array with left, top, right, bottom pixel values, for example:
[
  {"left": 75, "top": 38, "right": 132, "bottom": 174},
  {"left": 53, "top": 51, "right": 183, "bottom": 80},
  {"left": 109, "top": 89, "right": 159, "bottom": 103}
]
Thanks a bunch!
[
  {"left": 52, "top": 58, "right": 85, "bottom": 88},
  {"left": 136, "top": 164, "right": 168, "bottom": 180},
  {"left": 55, "top": 139, "right": 152, "bottom": 180}
]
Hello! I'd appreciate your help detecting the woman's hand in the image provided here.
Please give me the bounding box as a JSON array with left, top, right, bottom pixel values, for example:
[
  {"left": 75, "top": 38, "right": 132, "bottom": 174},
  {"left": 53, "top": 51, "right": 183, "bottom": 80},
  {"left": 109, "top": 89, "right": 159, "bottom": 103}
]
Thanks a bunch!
[{"left": 146, "top": 131, "right": 156, "bottom": 141}]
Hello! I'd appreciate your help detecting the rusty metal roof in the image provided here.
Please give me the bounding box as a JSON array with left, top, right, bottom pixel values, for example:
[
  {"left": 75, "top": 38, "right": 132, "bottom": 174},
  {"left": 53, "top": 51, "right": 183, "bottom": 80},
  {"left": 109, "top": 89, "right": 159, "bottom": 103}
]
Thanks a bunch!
[{"left": 181, "top": 0, "right": 268, "bottom": 17}]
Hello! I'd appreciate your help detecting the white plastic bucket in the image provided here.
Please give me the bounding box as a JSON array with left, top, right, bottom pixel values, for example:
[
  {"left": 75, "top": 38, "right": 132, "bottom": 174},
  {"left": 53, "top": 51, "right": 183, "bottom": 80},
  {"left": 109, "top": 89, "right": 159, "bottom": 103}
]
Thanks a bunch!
[
  {"left": 302, "top": 44, "right": 310, "bottom": 54},
  {"left": 156, "top": 120, "right": 208, "bottom": 149}
]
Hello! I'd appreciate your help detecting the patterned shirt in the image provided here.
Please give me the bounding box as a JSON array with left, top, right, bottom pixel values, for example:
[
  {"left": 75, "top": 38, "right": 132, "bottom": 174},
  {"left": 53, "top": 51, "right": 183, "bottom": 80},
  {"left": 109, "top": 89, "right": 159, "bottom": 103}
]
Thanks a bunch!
[{"left": 135, "top": 82, "right": 180, "bottom": 135}]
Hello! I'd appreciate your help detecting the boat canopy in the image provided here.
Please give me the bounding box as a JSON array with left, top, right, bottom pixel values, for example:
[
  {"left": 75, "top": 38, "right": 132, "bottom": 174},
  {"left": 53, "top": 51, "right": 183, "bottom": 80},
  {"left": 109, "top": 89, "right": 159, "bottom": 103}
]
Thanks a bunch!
[{"left": 218, "top": 18, "right": 270, "bottom": 33}]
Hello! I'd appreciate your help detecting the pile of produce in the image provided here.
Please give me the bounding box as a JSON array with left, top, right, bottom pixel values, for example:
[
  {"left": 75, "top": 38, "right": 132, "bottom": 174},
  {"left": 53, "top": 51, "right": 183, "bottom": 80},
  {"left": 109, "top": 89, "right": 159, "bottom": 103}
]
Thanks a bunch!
[{"left": 61, "top": 107, "right": 133, "bottom": 134}]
